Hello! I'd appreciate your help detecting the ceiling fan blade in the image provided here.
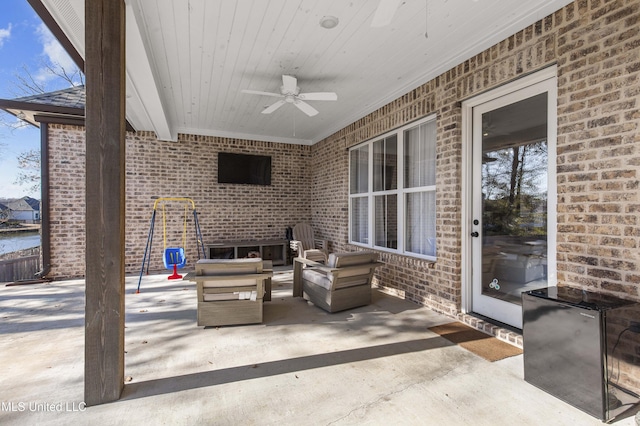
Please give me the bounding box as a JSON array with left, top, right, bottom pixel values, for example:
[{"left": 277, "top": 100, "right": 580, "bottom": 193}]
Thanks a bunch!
[
  {"left": 282, "top": 75, "right": 298, "bottom": 94},
  {"left": 261, "top": 99, "right": 286, "bottom": 114},
  {"left": 241, "top": 89, "right": 284, "bottom": 98},
  {"left": 371, "top": 0, "right": 402, "bottom": 27},
  {"left": 294, "top": 100, "right": 319, "bottom": 117},
  {"left": 298, "top": 92, "right": 338, "bottom": 101}
]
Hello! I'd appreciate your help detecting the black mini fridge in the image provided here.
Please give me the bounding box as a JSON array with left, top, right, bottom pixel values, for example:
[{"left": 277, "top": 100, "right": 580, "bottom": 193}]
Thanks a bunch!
[{"left": 522, "top": 287, "right": 640, "bottom": 422}]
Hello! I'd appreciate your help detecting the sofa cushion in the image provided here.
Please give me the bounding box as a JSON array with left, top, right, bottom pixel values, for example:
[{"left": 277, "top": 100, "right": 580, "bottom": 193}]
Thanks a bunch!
[
  {"left": 327, "top": 251, "right": 378, "bottom": 268},
  {"left": 301, "top": 269, "right": 332, "bottom": 291},
  {"left": 196, "top": 258, "right": 263, "bottom": 275}
]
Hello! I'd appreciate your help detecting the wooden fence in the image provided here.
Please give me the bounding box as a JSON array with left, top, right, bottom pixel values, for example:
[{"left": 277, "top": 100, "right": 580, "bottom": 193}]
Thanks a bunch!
[{"left": 0, "top": 247, "right": 41, "bottom": 283}]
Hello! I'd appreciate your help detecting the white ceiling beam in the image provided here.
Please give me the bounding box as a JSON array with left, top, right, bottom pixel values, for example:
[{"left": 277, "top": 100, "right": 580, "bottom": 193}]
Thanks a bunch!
[{"left": 125, "top": 1, "right": 175, "bottom": 141}]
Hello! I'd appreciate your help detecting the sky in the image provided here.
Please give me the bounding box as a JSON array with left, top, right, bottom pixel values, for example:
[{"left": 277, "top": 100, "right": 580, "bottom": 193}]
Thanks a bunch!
[{"left": 0, "top": 1, "right": 80, "bottom": 200}]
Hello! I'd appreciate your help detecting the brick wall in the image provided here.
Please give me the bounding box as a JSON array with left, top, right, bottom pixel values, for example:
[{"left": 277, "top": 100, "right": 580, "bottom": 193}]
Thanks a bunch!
[
  {"left": 48, "top": 125, "right": 86, "bottom": 278},
  {"left": 311, "top": 0, "right": 640, "bottom": 316},
  {"left": 48, "top": 127, "right": 312, "bottom": 278},
  {"left": 555, "top": 0, "right": 640, "bottom": 299}
]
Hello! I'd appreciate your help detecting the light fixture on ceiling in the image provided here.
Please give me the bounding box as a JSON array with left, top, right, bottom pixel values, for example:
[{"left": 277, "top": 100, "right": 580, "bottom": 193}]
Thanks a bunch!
[
  {"left": 319, "top": 16, "right": 339, "bottom": 29},
  {"left": 17, "top": 111, "right": 26, "bottom": 120}
]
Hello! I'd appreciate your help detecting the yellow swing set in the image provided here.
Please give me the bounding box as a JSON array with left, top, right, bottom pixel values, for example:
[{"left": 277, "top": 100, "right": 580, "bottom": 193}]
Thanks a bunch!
[
  {"left": 161, "top": 201, "right": 188, "bottom": 278},
  {"left": 136, "top": 197, "right": 205, "bottom": 293}
]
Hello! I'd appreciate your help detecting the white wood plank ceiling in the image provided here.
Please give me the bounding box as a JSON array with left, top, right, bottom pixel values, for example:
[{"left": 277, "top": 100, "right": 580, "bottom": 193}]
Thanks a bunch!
[{"left": 40, "top": 0, "right": 573, "bottom": 144}]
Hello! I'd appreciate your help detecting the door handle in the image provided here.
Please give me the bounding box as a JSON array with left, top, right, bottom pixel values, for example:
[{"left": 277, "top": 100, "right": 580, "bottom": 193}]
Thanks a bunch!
[{"left": 470, "top": 231, "right": 479, "bottom": 237}]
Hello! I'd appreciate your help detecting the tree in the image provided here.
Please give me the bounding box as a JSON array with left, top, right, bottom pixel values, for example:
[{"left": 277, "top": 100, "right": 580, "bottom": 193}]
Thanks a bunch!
[
  {"left": 0, "top": 110, "right": 30, "bottom": 131},
  {"left": 10, "top": 61, "right": 84, "bottom": 97},
  {"left": 0, "top": 208, "right": 9, "bottom": 224},
  {"left": 482, "top": 140, "right": 548, "bottom": 236},
  {"left": 15, "top": 149, "right": 41, "bottom": 194},
  {"left": 2, "top": 60, "right": 84, "bottom": 193}
]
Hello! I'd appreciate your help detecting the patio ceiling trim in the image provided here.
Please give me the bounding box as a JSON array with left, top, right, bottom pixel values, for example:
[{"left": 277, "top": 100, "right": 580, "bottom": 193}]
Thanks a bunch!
[
  {"left": 0, "top": 96, "right": 135, "bottom": 131},
  {"left": 33, "top": 114, "right": 86, "bottom": 127},
  {"left": 0, "top": 98, "right": 84, "bottom": 127},
  {"left": 173, "top": 126, "right": 313, "bottom": 146}
]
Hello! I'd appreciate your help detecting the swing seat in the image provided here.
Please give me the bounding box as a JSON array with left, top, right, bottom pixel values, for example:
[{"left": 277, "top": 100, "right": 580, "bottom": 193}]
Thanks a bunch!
[
  {"left": 164, "top": 247, "right": 186, "bottom": 280},
  {"left": 164, "top": 247, "right": 187, "bottom": 269}
]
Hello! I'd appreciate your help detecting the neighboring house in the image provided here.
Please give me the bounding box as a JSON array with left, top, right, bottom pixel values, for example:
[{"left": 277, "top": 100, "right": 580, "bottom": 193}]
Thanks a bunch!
[{"left": 0, "top": 197, "right": 41, "bottom": 224}]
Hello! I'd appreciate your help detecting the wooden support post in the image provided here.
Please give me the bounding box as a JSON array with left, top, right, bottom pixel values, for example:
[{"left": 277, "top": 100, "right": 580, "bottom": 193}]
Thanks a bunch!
[
  {"left": 293, "top": 258, "right": 303, "bottom": 297},
  {"left": 84, "top": 0, "right": 126, "bottom": 406}
]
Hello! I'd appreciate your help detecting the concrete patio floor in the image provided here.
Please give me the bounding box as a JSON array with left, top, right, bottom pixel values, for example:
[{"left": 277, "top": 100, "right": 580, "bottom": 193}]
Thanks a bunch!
[{"left": 1, "top": 269, "right": 637, "bottom": 425}]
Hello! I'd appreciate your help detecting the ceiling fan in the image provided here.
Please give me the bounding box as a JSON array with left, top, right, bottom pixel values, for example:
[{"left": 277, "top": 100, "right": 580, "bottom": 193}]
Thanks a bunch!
[{"left": 242, "top": 75, "right": 337, "bottom": 117}]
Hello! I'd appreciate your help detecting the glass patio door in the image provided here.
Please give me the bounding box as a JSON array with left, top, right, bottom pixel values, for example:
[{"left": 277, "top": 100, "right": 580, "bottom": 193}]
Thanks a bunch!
[{"left": 469, "top": 72, "right": 557, "bottom": 329}]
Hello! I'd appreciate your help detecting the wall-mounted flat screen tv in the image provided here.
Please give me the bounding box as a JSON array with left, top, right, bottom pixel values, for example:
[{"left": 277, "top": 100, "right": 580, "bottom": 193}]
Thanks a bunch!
[{"left": 217, "top": 152, "right": 272, "bottom": 185}]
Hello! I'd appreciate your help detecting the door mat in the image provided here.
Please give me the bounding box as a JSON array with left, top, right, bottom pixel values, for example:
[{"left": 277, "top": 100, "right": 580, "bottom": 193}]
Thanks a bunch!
[{"left": 428, "top": 322, "right": 522, "bottom": 362}]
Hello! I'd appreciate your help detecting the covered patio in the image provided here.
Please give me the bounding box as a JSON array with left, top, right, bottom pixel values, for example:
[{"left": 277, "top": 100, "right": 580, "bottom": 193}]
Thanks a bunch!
[
  {"left": 1, "top": 270, "right": 634, "bottom": 425},
  {"left": 2, "top": 0, "right": 639, "bottom": 419}
]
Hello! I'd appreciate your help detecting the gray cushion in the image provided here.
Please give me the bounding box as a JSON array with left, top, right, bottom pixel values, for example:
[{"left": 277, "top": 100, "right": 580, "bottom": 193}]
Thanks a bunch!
[
  {"left": 302, "top": 269, "right": 331, "bottom": 290},
  {"left": 196, "top": 258, "right": 263, "bottom": 275}
]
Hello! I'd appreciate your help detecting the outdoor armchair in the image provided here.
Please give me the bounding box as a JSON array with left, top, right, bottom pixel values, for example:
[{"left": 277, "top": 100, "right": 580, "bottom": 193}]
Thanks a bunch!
[
  {"left": 290, "top": 223, "right": 328, "bottom": 263},
  {"left": 186, "top": 258, "right": 273, "bottom": 326},
  {"left": 295, "top": 251, "right": 383, "bottom": 313}
]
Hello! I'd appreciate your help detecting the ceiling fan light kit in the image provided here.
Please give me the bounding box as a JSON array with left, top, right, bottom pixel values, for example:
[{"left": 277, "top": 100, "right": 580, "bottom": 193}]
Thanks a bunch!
[{"left": 242, "top": 75, "right": 337, "bottom": 117}]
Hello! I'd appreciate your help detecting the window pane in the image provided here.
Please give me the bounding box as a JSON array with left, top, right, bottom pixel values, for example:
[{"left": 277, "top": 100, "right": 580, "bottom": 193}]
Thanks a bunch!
[
  {"left": 350, "top": 146, "right": 369, "bottom": 194},
  {"left": 406, "top": 191, "right": 436, "bottom": 256},
  {"left": 404, "top": 120, "right": 436, "bottom": 188},
  {"left": 373, "top": 136, "right": 397, "bottom": 192},
  {"left": 351, "top": 197, "right": 369, "bottom": 244},
  {"left": 375, "top": 194, "right": 397, "bottom": 249}
]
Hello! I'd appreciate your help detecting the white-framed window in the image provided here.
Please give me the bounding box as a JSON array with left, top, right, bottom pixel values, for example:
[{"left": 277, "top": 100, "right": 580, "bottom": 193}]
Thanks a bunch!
[{"left": 349, "top": 115, "right": 437, "bottom": 260}]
